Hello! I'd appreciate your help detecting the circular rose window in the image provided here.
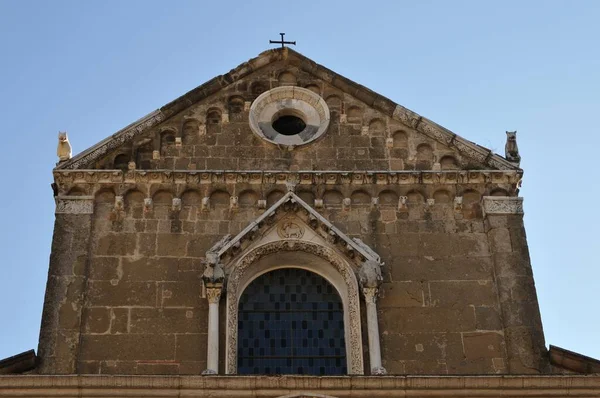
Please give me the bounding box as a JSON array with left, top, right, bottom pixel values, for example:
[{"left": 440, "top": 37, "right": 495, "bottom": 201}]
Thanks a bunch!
[{"left": 249, "top": 86, "right": 330, "bottom": 147}]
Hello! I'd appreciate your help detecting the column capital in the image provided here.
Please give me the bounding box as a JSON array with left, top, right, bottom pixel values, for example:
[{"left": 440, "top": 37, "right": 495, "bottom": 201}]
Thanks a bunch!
[
  {"left": 362, "top": 287, "right": 379, "bottom": 304},
  {"left": 206, "top": 285, "right": 223, "bottom": 304}
]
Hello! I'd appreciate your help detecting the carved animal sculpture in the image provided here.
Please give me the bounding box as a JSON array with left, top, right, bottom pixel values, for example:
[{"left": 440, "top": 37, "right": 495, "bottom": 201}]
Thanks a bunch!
[
  {"left": 505, "top": 131, "right": 521, "bottom": 164},
  {"left": 282, "top": 222, "right": 302, "bottom": 238},
  {"left": 57, "top": 131, "right": 72, "bottom": 162}
]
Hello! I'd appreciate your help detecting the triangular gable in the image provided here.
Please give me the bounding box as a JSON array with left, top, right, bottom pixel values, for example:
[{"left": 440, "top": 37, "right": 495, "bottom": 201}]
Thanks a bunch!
[
  {"left": 205, "top": 190, "right": 382, "bottom": 266},
  {"left": 56, "top": 48, "right": 518, "bottom": 171}
]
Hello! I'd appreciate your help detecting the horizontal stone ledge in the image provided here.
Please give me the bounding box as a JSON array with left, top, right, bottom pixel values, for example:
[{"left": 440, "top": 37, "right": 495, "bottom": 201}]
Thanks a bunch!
[
  {"left": 0, "top": 375, "right": 599, "bottom": 397},
  {"left": 53, "top": 169, "right": 522, "bottom": 187}
]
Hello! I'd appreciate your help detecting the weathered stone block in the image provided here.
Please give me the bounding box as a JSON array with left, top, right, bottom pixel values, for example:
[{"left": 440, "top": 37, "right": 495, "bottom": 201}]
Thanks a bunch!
[
  {"left": 463, "top": 331, "right": 506, "bottom": 359},
  {"left": 381, "top": 332, "right": 463, "bottom": 362},
  {"left": 175, "top": 333, "right": 208, "bottom": 362},
  {"left": 95, "top": 233, "right": 137, "bottom": 256},
  {"left": 84, "top": 308, "right": 111, "bottom": 334},
  {"left": 379, "top": 282, "right": 425, "bottom": 308},
  {"left": 87, "top": 281, "right": 157, "bottom": 307},
  {"left": 160, "top": 280, "right": 202, "bottom": 307},
  {"left": 380, "top": 307, "right": 476, "bottom": 333},
  {"left": 129, "top": 308, "right": 206, "bottom": 334},
  {"left": 138, "top": 234, "right": 157, "bottom": 256},
  {"left": 136, "top": 362, "right": 180, "bottom": 374},
  {"left": 157, "top": 234, "right": 189, "bottom": 256},
  {"left": 100, "top": 360, "right": 137, "bottom": 374},
  {"left": 80, "top": 334, "right": 175, "bottom": 361},
  {"left": 89, "top": 257, "right": 120, "bottom": 281},
  {"left": 390, "top": 255, "right": 493, "bottom": 282},
  {"left": 474, "top": 306, "right": 503, "bottom": 330},
  {"left": 429, "top": 280, "right": 496, "bottom": 308},
  {"left": 122, "top": 257, "right": 178, "bottom": 282},
  {"left": 488, "top": 228, "right": 512, "bottom": 253},
  {"left": 111, "top": 308, "right": 129, "bottom": 334}
]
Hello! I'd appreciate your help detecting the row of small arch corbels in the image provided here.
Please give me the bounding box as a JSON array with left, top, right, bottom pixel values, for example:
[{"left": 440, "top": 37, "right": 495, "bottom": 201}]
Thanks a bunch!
[
  {"left": 169, "top": 69, "right": 398, "bottom": 128},
  {"left": 103, "top": 122, "right": 436, "bottom": 171},
  {"left": 87, "top": 186, "right": 512, "bottom": 214},
  {"left": 54, "top": 169, "right": 523, "bottom": 189}
]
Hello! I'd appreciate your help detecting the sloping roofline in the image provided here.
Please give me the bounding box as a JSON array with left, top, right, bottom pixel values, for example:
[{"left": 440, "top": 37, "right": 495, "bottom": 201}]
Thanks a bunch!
[{"left": 56, "top": 47, "right": 520, "bottom": 171}]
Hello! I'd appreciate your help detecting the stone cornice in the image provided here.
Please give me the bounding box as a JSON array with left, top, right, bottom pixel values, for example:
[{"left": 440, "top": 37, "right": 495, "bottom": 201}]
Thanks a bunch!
[
  {"left": 0, "top": 375, "right": 599, "bottom": 397},
  {"left": 53, "top": 169, "right": 522, "bottom": 191},
  {"left": 55, "top": 110, "right": 165, "bottom": 170}
]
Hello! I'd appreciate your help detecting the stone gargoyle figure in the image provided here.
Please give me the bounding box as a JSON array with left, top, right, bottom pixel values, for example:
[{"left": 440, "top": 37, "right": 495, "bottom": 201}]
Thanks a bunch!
[
  {"left": 505, "top": 131, "right": 521, "bottom": 165},
  {"left": 57, "top": 131, "right": 72, "bottom": 162}
]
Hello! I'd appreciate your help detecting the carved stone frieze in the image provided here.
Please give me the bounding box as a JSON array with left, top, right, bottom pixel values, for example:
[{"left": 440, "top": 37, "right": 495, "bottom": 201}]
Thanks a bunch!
[
  {"left": 53, "top": 169, "right": 523, "bottom": 192},
  {"left": 482, "top": 196, "right": 524, "bottom": 216},
  {"left": 55, "top": 196, "right": 94, "bottom": 214}
]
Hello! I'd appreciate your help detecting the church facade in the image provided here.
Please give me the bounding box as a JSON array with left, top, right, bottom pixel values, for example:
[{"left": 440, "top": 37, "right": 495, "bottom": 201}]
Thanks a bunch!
[{"left": 1, "top": 47, "right": 599, "bottom": 396}]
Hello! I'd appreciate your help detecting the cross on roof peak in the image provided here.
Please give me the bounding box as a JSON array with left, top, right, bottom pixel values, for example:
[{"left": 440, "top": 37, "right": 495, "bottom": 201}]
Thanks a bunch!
[{"left": 269, "top": 33, "right": 296, "bottom": 49}]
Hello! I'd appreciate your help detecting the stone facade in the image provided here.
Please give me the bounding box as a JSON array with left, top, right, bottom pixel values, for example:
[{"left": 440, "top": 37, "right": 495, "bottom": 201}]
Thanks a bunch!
[{"left": 37, "top": 48, "right": 551, "bottom": 378}]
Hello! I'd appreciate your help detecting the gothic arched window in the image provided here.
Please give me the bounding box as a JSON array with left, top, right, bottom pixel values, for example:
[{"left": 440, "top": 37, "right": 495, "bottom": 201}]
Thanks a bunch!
[{"left": 237, "top": 268, "right": 347, "bottom": 375}]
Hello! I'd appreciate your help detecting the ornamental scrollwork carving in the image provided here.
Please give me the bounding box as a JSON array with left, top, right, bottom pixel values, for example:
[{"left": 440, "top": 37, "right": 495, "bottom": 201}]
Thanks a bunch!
[
  {"left": 482, "top": 196, "right": 524, "bottom": 215},
  {"left": 205, "top": 286, "right": 223, "bottom": 304},
  {"left": 55, "top": 196, "right": 94, "bottom": 214}
]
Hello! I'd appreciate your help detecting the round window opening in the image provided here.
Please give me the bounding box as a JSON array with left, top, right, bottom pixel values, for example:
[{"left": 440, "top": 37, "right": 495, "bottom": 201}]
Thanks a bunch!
[
  {"left": 272, "top": 114, "right": 307, "bottom": 136},
  {"left": 249, "top": 86, "right": 330, "bottom": 147}
]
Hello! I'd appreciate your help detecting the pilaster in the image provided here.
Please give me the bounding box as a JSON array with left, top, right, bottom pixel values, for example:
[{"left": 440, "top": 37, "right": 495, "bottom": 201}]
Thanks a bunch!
[
  {"left": 37, "top": 196, "right": 94, "bottom": 374},
  {"left": 482, "top": 196, "right": 549, "bottom": 373}
]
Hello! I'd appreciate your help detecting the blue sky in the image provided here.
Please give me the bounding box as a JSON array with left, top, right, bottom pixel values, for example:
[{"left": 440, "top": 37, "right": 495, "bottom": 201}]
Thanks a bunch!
[{"left": 0, "top": 0, "right": 599, "bottom": 362}]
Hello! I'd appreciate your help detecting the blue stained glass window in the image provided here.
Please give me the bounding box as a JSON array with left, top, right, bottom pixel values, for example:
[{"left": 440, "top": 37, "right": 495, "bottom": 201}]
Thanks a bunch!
[{"left": 237, "top": 268, "right": 346, "bottom": 375}]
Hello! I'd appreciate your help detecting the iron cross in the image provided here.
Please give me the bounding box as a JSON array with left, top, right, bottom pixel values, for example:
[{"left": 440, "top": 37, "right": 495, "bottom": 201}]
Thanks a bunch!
[{"left": 270, "top": 33, "right": 296, "bottom": 49}]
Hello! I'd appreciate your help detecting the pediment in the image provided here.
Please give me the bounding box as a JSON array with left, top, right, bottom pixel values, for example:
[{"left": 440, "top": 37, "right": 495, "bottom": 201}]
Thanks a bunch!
[
  {"left": 56, "top": 48, "right": 519, "bottom": 172},
  {"left": 205, "top": 191, "right": 382, "bottom": 271}
]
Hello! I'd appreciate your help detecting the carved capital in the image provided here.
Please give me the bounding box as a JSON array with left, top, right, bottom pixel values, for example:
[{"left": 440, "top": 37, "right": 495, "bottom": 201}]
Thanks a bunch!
[
  {"left": 362, "top": 287, "right": 379, "bottom": 304},
  {"left": 206, "top": 286, "right": 223, "bottom": 304},
  {"left": 55, "top": 196, "right": 94, "bottom": 214},
  {"left": 482, "top": 196, "right": 524, "bottom": 216},
  {"left": 371, "top": 366, "right": 388, "bottom": 375}
]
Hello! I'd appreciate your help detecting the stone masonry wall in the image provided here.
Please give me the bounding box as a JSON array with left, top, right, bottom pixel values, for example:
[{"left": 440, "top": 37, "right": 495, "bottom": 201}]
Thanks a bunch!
[
  {"left": 91, "top": 60, "right": 492, "bottom": 173},
  {"left": 39, "top": 178, "right": 548, "bottom": 375},
  {"left": 39, "top": 51, "right": 546, "bottom": 375}
]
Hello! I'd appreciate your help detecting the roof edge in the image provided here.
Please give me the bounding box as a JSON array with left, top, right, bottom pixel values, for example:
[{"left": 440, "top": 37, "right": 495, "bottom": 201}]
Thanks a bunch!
[
  {"left": 57, "top": 47, "right": 520, "bottom": 171},
  {"left": 549, "top": 345, "right": 600, "bottom": 374}
]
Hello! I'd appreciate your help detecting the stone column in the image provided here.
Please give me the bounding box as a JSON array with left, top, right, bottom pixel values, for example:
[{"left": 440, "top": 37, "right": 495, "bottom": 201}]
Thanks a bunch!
[
  {"left": 203, "top": 283, "right": 223, "bottom": 374},
  {"left": 482, "top": 196, "right": 549, "bottom": 373},
  {"left": 38, "top": 195, "right": 94, "bottom": 374},
  {"left": 362, "top": 287, "right": 387, "bottom": 375}
]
